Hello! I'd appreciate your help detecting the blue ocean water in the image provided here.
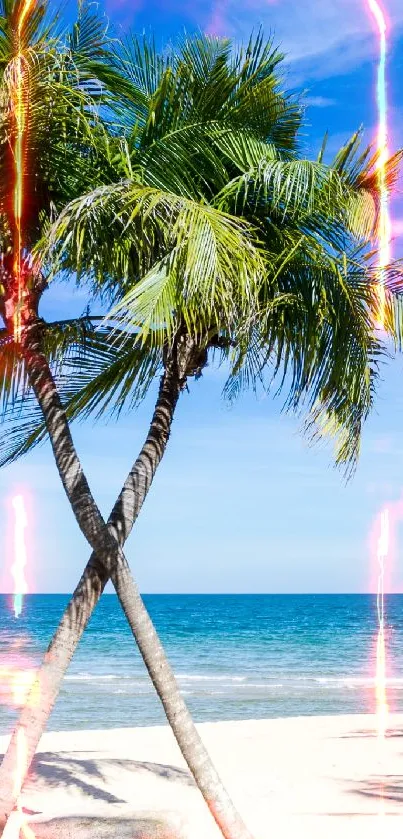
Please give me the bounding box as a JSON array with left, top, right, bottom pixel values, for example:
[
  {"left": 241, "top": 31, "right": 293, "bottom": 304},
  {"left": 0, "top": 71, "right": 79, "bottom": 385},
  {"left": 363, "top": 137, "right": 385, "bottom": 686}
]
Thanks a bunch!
[{"left": 0, "top": 594, "right": 402, "bottom": 734}]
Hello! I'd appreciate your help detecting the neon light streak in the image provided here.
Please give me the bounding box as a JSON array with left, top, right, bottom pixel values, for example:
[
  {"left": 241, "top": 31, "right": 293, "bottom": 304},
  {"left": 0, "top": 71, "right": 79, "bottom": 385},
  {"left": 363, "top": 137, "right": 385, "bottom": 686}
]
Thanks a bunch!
[
  {"left": 367, "top": 0, "right": 392, "bottom": 328},
  {"left": 11, "top": 495, "right": 28, "bottom": 619},
  {"left": 12, "top": 53, "right": 25, "bottom": 341},
  {"left": 366, "top": 0, "right": 392, "bottom": 741},
  {"left": 3, "top": 6, "right": 37, "bottom": 837},
  {"left": 2, "top": 730, "right": 36, "bottom": 839},
  {"left": 6, "top": 500, "right": 37, "bottom": 839},
  {"left": 375, "top": 508, "right": 389, "bottom": 739},
  {"left": 10, "top": 0, "right": 36, "bottom": 340}
]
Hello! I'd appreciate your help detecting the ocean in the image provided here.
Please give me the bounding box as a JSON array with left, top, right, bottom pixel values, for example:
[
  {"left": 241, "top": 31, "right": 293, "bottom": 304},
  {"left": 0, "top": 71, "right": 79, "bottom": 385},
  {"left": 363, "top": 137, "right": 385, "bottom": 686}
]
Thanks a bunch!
[{"left": 0, "top": 593, "right": 402, "bottom": 734}]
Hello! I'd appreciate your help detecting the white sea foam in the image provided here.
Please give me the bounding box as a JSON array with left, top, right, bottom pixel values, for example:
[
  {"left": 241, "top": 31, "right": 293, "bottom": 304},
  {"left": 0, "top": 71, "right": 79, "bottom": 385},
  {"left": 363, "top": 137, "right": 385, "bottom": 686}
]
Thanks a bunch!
[
  {"left": 65, "top": 674, "right": 119, "bottom": 681},
  {"left": 237, "top": 683, "right": 284, "bottom": 689},
  {"left": 62, "top": 672, "right": 403, "bottom": 692},
  {"left": 314, "top": 676, "right": 403, "bottom": 687},
  {"left": 178, "top": 674, "right": 246, "bottom": 682}
]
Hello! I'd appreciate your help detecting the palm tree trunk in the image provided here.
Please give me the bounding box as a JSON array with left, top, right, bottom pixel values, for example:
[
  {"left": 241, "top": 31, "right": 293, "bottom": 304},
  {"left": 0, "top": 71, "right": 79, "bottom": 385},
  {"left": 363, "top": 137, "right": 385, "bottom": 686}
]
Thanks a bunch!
[
  {"left": 0, "top": 339, "right": 180, "bottom": 813},
  {"left": 0, "top": 327, "right": 253, "bottom": 839},
  {"left": 111, "top": 562, "right": 253, "bottom": 839}
]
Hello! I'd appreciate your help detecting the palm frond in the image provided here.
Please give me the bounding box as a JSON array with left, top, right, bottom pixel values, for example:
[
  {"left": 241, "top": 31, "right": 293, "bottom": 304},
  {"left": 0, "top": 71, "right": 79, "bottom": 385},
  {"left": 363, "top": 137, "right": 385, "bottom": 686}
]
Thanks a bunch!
[
  {"left": 44, "top": 183, "right": 264, "bottom": 343},
  {"left": 0, "top": 324, "right": 162, "bottom": 466},
  {"left": 0, "top": 316, "right": 102, "bottom": 465},
  {"left": 5, "top": 22, "right": 401, "bottom": 480}
]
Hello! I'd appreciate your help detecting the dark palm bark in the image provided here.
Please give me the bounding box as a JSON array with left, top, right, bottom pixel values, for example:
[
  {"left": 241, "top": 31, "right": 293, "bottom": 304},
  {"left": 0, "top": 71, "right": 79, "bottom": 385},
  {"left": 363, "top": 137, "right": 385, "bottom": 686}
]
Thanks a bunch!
[{"left": 0, "top": 324, "right": 253, "bottom": 839}]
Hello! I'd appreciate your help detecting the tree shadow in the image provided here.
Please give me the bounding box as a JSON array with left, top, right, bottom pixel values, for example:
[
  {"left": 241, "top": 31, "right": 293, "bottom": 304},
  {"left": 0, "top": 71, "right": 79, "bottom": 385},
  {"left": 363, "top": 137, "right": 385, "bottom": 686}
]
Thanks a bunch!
[
  {"left": 350, "top": 775, "right": 403, "bottom": 804},
  {"left": 30, "top": 815, "right": 178, "bottom": 838},
  {"left": 337, "top": 729, "right": 403, "bottom": 739},
  {"left": 0, "top": 750, "right": 194, "bottom": 807},
  {"left": 323, "top": 812, "right": 386, "bottom": 817},
  {"left": 32, "top": 752, "right": 194, "bottom": 802}
]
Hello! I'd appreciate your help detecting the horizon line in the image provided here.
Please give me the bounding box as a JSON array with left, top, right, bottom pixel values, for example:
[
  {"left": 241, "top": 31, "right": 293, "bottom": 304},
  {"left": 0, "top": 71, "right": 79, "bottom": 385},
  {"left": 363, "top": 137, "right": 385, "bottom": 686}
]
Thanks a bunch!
[{"left": 1, "top": 591, "right": 402, "bottom": 596}]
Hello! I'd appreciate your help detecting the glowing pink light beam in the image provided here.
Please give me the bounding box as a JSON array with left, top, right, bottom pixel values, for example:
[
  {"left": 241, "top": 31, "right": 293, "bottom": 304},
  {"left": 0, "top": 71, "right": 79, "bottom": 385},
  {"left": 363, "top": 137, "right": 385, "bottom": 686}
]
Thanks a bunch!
[
  {"left": 2, "top": 729, "right": 36, "bottom": 839},
  {"left": 11, "top": 495, "right": 28, "bottom": 619},
  {"left": 375, "top": 508, "right": 389, "bottom": 739},
  {"left": 366, "top": 0, "right": 393, "bottom": 742}
]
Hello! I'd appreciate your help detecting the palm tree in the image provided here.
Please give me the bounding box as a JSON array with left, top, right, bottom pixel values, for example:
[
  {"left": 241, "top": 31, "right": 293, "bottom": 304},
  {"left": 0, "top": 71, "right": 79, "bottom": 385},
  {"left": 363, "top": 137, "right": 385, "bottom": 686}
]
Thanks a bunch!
[
  {"left": 0, "top": 10, "right": 263, "bottom": 839},
  {"left": 0, "top": 24, "right": 402, "bottom": 839}
]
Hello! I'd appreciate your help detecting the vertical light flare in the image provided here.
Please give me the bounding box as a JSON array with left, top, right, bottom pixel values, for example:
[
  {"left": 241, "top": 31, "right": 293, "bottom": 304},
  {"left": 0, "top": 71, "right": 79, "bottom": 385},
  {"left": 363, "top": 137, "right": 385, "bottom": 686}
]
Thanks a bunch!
[
  {"left": 7, "top": 492, "right": 36, "bottom": 839},
  {"left": 10, "top": 0, "right": 36, "bottom": 340},
  {"left": 12, "top": 53, "right": 25, "bottom": 341},
  {"left": 367, "top": 0, "right": 392, "bottom": 328},
  {"left": 2, "top": 730, "right": 36, "bottom": 839},
  {"left": 11, "top": 495, "right": 28, "bottom": 619},
  {"left": 4, "top": 6, "right": 37, "bottom": 838},
  {"left": 375, "top": 509, "right": 389, "bottom": 739},
  {"left": 366, "top": 0, "right": 392, "bottom": 741}
]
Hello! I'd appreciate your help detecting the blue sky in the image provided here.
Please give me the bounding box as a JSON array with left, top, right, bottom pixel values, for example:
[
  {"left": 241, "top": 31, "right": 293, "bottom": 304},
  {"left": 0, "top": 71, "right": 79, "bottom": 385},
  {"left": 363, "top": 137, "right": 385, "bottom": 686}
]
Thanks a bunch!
[{"left": 2, "top": 0, "right": 403, "bottom": 594}]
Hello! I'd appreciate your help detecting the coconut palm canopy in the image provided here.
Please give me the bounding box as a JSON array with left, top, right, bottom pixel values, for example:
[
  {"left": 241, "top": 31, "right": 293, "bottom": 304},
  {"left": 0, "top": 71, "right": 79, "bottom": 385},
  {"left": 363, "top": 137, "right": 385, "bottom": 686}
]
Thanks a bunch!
[
  {"left": 0, "top": 0, "right": 126, "bottom": 441},
  {"left": 1, "top": 10, "right": 403, "bottom": 837},
  {"left": 0, "top": 14, "right": 402, "bottom": 474}
]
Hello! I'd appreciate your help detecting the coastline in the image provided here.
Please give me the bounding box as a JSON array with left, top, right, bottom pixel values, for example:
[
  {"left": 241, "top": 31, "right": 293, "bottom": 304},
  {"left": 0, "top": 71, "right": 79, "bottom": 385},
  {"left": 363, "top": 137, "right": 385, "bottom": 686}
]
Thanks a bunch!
[
  {"left": 2, "top": 593, "right": 398, "bottom": 734},
  {"left": 4, "top": 713, "right": 403, "bottom": 838}
]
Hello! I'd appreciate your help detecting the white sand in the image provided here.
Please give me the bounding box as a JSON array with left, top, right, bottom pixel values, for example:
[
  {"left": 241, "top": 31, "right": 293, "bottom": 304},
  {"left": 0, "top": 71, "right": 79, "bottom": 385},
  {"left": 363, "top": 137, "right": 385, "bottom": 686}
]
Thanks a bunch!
[{"left": 2, "top": 714, "right": 403, "bottom": 838}]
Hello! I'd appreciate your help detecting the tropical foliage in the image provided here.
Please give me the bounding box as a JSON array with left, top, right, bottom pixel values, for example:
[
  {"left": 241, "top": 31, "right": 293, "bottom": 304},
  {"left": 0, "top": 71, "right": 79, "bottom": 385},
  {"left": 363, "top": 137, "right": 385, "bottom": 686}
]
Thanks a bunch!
[
  {"left": 0, "top": 12, "right": 402, "bottom": 838},
  {"left": 2, "top": 30, "right": 401, "bottom": 476}
]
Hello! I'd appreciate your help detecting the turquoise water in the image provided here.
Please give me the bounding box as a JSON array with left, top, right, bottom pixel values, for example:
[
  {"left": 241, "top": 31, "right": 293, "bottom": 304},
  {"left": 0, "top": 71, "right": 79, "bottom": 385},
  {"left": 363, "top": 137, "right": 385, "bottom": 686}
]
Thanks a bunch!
[{"left": 0, "top": 594, "right": 402, "bottom": 734}]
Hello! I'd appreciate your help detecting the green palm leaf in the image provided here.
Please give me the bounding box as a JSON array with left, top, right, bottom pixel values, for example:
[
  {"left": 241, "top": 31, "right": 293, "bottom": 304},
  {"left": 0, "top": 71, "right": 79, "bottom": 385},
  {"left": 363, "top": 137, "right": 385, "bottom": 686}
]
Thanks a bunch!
[{"left": 2, "top": 24, "right": 402, "bottom": 476}]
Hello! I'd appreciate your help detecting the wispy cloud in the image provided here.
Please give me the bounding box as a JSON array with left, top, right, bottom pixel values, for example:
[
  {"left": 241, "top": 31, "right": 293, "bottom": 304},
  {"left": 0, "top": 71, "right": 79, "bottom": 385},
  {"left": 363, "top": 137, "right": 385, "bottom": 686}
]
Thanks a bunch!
[
  {"left": 205, "top": 0, "right": 229, "bottom": 36},
  {"left": 102, "top": 0, "right": 403, "bottom": 83},
  {"left": 305, "top": 96, "right": 336, "bottom": 108},
  {"left": 196, "top": 0, "right": 403, "bottom": 81}
]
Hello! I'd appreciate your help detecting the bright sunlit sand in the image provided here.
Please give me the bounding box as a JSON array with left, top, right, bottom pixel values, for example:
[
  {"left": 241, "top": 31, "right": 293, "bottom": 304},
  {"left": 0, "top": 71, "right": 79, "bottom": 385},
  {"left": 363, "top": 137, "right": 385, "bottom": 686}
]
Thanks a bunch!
[{"left": 3, "top": 713, "right": 403, "bottom": 839}]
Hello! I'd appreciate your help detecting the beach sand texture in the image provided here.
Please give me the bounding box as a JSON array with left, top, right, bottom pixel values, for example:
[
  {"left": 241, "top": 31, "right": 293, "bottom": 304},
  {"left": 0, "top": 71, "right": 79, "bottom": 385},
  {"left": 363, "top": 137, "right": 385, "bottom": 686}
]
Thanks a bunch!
[{"left": 2, "top": 714, "right": 403, "bottom": 838}]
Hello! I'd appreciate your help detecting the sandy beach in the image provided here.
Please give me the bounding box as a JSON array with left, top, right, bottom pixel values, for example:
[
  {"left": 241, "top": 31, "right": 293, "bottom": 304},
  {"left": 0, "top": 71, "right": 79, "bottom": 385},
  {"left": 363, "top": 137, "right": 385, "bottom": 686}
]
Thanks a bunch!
[{"left": 2, "top": 713, "right": 403, "bottom": 838}]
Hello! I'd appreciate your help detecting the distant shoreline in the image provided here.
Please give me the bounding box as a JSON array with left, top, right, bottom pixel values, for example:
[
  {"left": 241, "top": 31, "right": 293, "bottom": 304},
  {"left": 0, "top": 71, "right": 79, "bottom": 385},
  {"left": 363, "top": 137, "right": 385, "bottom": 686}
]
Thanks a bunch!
[
  {"left": 2, "top": 591, "right": 402, "bottom": 596},
  {"left": 1, "top": 594, "right": 399, "bottom": 731}
]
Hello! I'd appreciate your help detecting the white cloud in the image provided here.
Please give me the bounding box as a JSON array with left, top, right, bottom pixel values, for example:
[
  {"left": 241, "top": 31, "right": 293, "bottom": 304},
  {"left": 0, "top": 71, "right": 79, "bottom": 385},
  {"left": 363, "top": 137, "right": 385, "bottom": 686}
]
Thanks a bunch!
[
  {"left": 199, "top": 0, "right": 403, "bottom": 80},
  {"left": 107, "top": 0, "right": 403, "bottom": 82},
  {"left": 305, "top": 96, "right": 336, "bottom": 108}
]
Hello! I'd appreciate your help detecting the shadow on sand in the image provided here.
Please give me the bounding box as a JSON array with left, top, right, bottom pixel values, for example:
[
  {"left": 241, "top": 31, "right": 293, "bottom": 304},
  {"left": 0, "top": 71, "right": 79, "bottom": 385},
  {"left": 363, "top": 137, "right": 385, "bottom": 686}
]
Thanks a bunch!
[
  {"left": 0, "top": 750, "right": 194, "bottom": 836},
  {"left": 350, "top": 775, "right": 403, "bottom": 804},
  {"left": 26, "top": 751, "right": 194, "bottom": 803},
  {"left": 30, "top": 815, "right": 178, "bottom": 838},
  {"left": 336, "top": 728, "right": 403, "bottom": 739}
]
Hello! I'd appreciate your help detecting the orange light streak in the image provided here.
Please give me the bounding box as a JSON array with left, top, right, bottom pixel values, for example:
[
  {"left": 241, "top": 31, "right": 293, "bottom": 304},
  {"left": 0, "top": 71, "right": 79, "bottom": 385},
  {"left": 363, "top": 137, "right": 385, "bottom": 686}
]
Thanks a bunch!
[
  {"left": 366, "top": 0, "right": 392, "bottom": 742},
  {"left": 12, "top": 52, "right": 25, "bottom": 341},
  {"left": 12, "top": 669, "right": 36, "bottom": 708},
  {"left": 4, "top": 5, "right": 37, "bottom": 837},
  {"left": 11, "top": 495, "right": 28, "bottom": 619},
  {"left": 0, "top": 665, "right": 35, "bottom": 707},
  {"left": 10, "top": 0, "right": 36, "bottom": 341}
]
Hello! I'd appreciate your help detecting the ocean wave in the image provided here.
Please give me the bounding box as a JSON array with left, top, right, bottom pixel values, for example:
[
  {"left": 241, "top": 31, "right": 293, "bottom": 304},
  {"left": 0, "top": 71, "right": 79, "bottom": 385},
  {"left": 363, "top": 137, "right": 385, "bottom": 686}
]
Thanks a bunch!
[
  {"left": 62, "top": 672, "right": 403, "bottom": 693},
  {"left": 177, "top": 674, "right": 246, "bottom": 682},
  {"left": 65, "top": 674, "right": 120, "bottom": 682},
  {"left": 314, "top": 676, "right": 403, "bottom": 686},
  {"left": 236, "top": 683, "right": 284, "bottom": 689}
]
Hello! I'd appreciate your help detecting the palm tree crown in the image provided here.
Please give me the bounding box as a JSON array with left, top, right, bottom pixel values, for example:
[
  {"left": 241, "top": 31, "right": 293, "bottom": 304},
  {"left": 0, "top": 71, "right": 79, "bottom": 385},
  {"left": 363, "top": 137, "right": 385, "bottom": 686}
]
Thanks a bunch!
[
  {"left": 1, "top": 26, "right": 402, "bottom": 474},
  {"left": 0, "top": 21, "right": 402, "bottom": 839},
  {"left": 42, "top": 31, "right": 403, "bottom": 472}
]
